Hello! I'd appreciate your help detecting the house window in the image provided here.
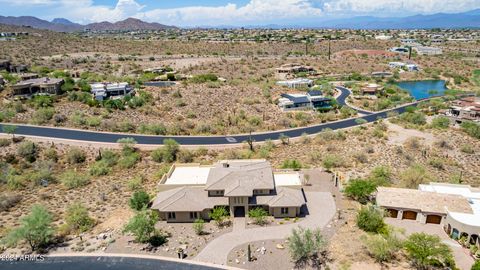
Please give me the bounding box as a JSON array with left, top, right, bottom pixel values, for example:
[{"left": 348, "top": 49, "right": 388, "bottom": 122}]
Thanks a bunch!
[
  {"left": 167, "top": 212, "right": 176, "bottom": 220},
  {"left": 281, "top": 207, "right": 289, "bottom": 214},
  {"left": 190, "top": 212, "right": 198, "bottom": 220}
]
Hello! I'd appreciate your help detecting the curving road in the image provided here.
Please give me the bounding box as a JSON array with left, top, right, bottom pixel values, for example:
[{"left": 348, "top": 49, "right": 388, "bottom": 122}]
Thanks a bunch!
[{"left": 0, "top": 87, "right": 419, "bottom": 146}]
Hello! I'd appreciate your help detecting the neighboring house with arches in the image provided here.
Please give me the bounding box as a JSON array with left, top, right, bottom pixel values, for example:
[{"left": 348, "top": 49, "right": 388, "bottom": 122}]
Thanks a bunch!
[{"left": 377, "top": 183, "right": 480, "bottom": 246}]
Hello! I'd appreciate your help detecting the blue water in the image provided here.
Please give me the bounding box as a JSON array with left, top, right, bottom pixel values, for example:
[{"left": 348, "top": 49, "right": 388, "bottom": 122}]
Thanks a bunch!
[{"left": 395, "top": 80, "right": 447, "bottom": 100}]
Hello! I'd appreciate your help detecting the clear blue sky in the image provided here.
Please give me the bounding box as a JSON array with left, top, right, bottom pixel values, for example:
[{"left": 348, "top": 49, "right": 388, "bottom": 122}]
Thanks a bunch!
[{"left": 0, "top": 0, "right": 478, "bottom": 26}]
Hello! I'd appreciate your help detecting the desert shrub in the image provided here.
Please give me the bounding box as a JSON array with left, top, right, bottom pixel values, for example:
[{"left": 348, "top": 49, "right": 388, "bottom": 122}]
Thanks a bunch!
[
  {"left": 129, "top": 190, "right": 150, "bottom": 211},
  {"left": 65, "top": 202, "right": 95, "bottom": 234},
  {"left": 17, "top": 141, "right": 38, "bottom": 162},
  {"left": 89, "top": 161, "right": 111, "bottom": 176},
  {"left": 322, "top": 154, "right": 343, "bottom": 171},
  {"left": 0, "top": 138, "right": 11, "bottom": 147},
  {"left": 177, "top": 149, "right": 194, "bottom": 163},
  {"left": 30, "top": 95, "right": 54, "bottom": 108},
  {"left": 344, "top": 179, "right": 377, "bottom": 204},
  {"left": 209, "top": 206, "right": 229, "bottom": 227},
  {"left": 248, "top": 207, "right": 269, "bottom": 225},
  {"left": 362, "top": 227, "right": 404, "bottom": 263},
  {"left": 127, "top": 176, "right": 143, "bottom": 191},
  {"left": 31, "top": 108, "right": 55, "bottom": 124},
  {"left": 98, "top": 150, "right": 119, "bottom": 167},
  {"left": 401, "top": 164, "right": 429, "bottom": 188},
  {"left": 281, "top": 159, "right": 303, "bottom": 171},
  {"left": 151, "top": 139, "right": 179, "bottom": 163},
  {"left": 461, "top": 121, "right": 480, "bottom": 139},
  {"left": 460, "top": 144, "right": 474, "bottom": 154},
  {"left": 193, "top": 219, "right": 205, "bottom": 235},
  {"left": 431, "top": 116, "right": 450, "bottom": 129},
  {"left": 86, "top": 116, "right": 101, "bottom": 127},
  {"left": 190, "top": 73, "right": 218, "bottom": 83},
  {"left": 399, "top": 112, "right": 426, "bottom": 126},
  {"left": 404, "top": 233, "right": 455, "bottom": 269},
  {"left": 3, "top": 204, "right": 54, "bottom": 251},
  {"left": 137, "top": 123, "right": 167, "bottom": 135},
  {"left": 357, "top": 204, "right": 386, "bottom": 233},
  {"left": 118, "top": 152, "right": 140, "bottom": 169},
  {"left": 369, "top": 165, "right": 392, "bottom": 186},
  {"left": 287, "top": 227, "right": 327, "bottom": 268},
  {"left": 0, "top": 194, "right": 22, "bottom": 212},
  {"left": 60, "top": 171, "right": 90, "bottom": 189},
  {"left": 66, "top": 148, "right": 86, "bottom": 164}
]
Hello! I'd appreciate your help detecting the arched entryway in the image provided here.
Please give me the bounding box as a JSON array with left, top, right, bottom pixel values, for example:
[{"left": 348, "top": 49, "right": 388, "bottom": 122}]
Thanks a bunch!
[
  {"left": 451, "top": 228, "right": 460, "bottom": 239},
  {"left": 402, "top": 210, "right": 417, "bottom": 220},
  {"left": 426, "top": 214, "right": 442, "bottom": 224}
]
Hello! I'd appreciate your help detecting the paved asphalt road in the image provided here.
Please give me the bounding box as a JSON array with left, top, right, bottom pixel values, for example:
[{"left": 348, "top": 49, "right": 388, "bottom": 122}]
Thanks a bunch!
[
  {"left": 0, "top": 256, "right": 225, "bottom": 270},
  {"left": 0, "top": 87, "right": 418, "bottom": 145}
]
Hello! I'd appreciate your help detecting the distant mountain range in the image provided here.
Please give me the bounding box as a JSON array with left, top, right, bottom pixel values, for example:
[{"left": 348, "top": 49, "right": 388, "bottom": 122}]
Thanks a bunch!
[
  {"left": 0, "top": 16, "right": 176, "bottom": 32},
  {"left": 0, "top": 9, "right": 479, "bottom": 31}
]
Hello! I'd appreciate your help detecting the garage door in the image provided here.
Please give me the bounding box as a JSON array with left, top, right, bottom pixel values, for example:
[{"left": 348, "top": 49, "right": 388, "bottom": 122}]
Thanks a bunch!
[
  {"left": 402, "top": 211, "right": 417, "bottom": 220},
  {"left": 387, "top": 209, "right": 398, "bottom": 218},
  {"left": 426, "top": 215, "right": 442, "bottom": 224}
]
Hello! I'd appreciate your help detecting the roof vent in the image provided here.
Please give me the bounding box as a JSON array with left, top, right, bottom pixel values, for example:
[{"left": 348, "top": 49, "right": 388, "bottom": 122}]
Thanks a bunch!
[{"left": 223, "top": 163, "right": 230, "bottom": 168}]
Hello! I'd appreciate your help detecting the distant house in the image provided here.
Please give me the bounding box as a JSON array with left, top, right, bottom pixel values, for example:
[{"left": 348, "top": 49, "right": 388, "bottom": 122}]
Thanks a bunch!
[
  {"left": 90, "top": 82, "right": 134, "bottom": 101},
  {"left": 12, "top": 77, "right": 64, "bottom": 97},
  {"left": 413, "top": 46, "right": 442, "bottom": 55},
  {"left": 361, "top": 83, "right": 384, "bottom": 95},
  {"left": 388, "top": 62, "right": 419, "bottom": 72},
  {"left": 444, "top": 96, "right": 480, "bottom": 124},
  {"left": 371, "top": 71, "right": 393, "bottom": 78},
  {"left": 276, "top": 64, "right": 315, "bottom": 75},
  {"left": 276, "top": 78, "right": 314, "bottom": 89},
  {"left": 389, "top": 47, "right": 409, "bottom": 54},
  {"left": 152, "top": 160, "right": 307, "bottom": 222},
  {"left": 278, "top": 90, "right": 332, "bottom": 111},
  {"left": 400, "top": 38, "right": 418, "bottom": 45}
]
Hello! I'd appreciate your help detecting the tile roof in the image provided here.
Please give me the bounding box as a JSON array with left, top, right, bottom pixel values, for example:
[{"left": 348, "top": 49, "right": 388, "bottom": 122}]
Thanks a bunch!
[
  {"left": 376, "top": 187, "right": 473, "bottom": 214},
  {"left": 151, "top": 186, "right": 228, "bottom": 212},
  {"left": 256, "top": 187, "right": 306, "bottom": 207}
]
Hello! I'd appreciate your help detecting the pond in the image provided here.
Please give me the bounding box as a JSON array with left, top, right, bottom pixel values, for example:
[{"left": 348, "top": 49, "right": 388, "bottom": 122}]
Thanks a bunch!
[{"left": 395, "top": 80, "right": 447, "bottom": 100}]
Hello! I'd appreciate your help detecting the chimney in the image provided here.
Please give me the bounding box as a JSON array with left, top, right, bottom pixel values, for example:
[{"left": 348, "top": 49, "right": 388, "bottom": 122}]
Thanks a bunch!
[{"left": 223, "top": 162, "right": 229, "bottom": 168}]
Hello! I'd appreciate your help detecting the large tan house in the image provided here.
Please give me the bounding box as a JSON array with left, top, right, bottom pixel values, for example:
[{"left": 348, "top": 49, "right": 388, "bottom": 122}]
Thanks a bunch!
[
  {"left": 12, "top": 77, "right": 64, "bottom": 97},
  {"left": 377, "top": 183, "right": 480, "bottom": 246},
  {"left": 151, "top": 160, "right": 306, "bottom": 222}
]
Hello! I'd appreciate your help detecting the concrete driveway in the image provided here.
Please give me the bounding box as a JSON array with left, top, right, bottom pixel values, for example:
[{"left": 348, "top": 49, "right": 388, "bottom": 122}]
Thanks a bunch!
[{"left": 194, "top": 191, "right": 336, "bottom": 265}]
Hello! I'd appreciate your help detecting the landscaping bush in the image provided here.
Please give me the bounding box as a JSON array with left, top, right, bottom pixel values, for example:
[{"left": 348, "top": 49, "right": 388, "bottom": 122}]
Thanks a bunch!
[
  {"left": 129, "top": 190, "right": 150, "bottom": 211},
  {"left": 362, "top": 227, "right": 403, "bottom": 263},
  {"left": 404, "top": 233, "right": 455, "bottom": 269},
  {"left": 65, "top": 202, "right": 95, "bottom": 234},
  {"left": 193, "top": 219, "right": 205, "bottom": 235},
  {"left": 356, "top": 204, "right": 386, "bottom": 233},
  {"left": 3, "top": 204, "right": 54, "bottom": 251},
  {"left": 287, "top": 227, "right": 327, "bottom": 268},
  {"left": 209, "top": 206, "right": 229, "bottom": 227},
  {"left": 60, "top": 171, "right": 90, "bottom": 189},
  {"left": 248, "top": 207, "right": 269, "bottom": 225}
]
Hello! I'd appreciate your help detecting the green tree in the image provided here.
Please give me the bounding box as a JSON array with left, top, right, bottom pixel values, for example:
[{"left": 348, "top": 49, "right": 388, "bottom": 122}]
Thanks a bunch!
[
  {"left": 287, "top": 227, "right": 327, "bottom": 268},
  {"left": 65, "top": 202, "right": 95, "bottom": 233},
  {"left": 401, "top": 164, "right": 429, "bottom": 189},
  {"left": 248, "top": 207, "right": 269, "bottom": 225},
  {"left": 3, "top": 205, "right": 54, "bottom": 251},
  {"left": 129, "top": 190, "right": 150, "bottom": 211},
  {"left": 209, "top": 206, "right": 229, "bottom": 227},
  {"left": 356, "top": 204, "right": 386, "bottom": 233},
  {"left": 471, "top": 260, "right": 480, "bottom": 270},
  {"left": 344, "top": 179, "right": 377, "bottom": 204},
  {"left": 369, "top": 166, "right": 392, "bottom": 186},
  {"left": 193, "top": 218, "right": 205, "bottom": 235},
  {"left": 404, "top": 233, "right": 455, "bottom": 269},
  {"left": 123, "top": 210, "right": 158, "bottom": 243}
]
